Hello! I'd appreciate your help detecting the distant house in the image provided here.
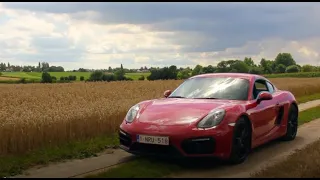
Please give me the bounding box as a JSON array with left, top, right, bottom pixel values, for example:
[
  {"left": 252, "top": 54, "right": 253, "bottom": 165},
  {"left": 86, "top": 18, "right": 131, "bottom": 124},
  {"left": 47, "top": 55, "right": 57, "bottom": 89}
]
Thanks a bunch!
[
  {"left": 137, "top": 69, "right": 149, "bottom": 73},
  {"left": 5, "top": 68, "right": 13, "bottom": 72}
]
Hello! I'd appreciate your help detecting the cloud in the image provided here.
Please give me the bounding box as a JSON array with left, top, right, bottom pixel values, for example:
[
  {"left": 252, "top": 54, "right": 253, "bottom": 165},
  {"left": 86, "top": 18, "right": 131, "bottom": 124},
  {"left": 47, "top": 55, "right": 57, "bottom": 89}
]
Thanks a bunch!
[{"left": 0, "top": 2, "right": 320, "bottom": 70}]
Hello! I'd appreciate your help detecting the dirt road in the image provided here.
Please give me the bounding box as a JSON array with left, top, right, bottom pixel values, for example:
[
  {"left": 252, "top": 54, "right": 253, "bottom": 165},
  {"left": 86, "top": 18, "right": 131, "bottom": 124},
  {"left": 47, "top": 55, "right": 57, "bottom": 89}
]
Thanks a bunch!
[
  {"left": 12, "top": 99, "right": 320, "bottom": 178},
  {"left": 170, "top": 118, "right": 320, "bottom": 178}
]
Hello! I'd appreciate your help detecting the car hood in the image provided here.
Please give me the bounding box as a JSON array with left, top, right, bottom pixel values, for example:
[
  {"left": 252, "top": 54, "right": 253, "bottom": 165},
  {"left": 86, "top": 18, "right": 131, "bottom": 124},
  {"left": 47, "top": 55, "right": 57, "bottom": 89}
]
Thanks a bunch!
[{"left": 136, "top": 98, "right": 241, "bottom": 126}]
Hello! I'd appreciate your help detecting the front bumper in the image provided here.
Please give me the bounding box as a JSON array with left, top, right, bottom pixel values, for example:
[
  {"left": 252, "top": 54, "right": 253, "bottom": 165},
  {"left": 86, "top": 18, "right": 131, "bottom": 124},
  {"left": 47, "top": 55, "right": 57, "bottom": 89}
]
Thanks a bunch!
[{"left": 119, "top": 123, "right": 234, "bottom": 159}]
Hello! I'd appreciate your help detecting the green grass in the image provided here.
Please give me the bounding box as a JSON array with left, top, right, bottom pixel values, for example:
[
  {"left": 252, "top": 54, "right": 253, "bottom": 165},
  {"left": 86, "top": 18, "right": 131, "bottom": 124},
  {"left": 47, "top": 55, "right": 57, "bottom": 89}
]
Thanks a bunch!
[
  {"left": 125, "top": 72, "right": 150, "bottom": 80},
  {"left": 298, "top": 106, "right": 320, "bottom": 125},
  {"left": 1, "top": 72, "right": 42, "bottom": 80},
  {"left": 2, "top": 93, "right": 320, "bottom": 178},
  {"left": 87, "top": 158, "right": 181, "bottom": 178},
  {"left": 0, "top": 134, "right": 119, "bottom": 178},
  {"left": 87, "top": 103, "right": 320, "bottom": 178},
  {"left": 264, "top": 72, "right": 320, "bottom": 78},
  {"left": 1, "top": 71, "right": 319, "bottom": 83},
  {"left": 1, "top": 72, "right": 91, "bottom": 81},
  {"left": 0, "top": 72, "right": 150, "bottom": 82},
  {"left": 296, "top": 93, "right": 320, "bottom": 104}
]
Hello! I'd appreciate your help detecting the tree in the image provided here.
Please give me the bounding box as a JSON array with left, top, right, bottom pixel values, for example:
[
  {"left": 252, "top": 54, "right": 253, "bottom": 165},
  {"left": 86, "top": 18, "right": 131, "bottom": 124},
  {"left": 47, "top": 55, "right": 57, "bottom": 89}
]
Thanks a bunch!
[
  {"left": 202, "top": 65, "right": 216, "bottom": 73},
  {"left": 114, "top": 69, "right": 125, "bottom": 80},
  {"left": 48, "top": 66, "right": 64, "bottom": 72},
  {"left": 177, "top": 69, "right": 191, "bottom": 79},
  {"left": 78, "top": 68, "right": 87, "bottom": 72},
  {"left": 260, "top": 58, "right": 274, "bottom": 74},
  {"left": 191, "top": 65, "right": 203, "bottom": 76},
  {"left": 89, "top": 71, "right": 104, "bottom": 81},
  {"left": 230, "top": 69, "right": 238, "bottom": 72},
  {"left": 41, "top": 62, "right": 50, "bottom": 72},
  {"left": 0, "top": 63, "right": 6, "bottom": 71},
  {"left": 114, "top": 64, "right": 126, "bottom": 80},
  {"left": 102, "top": 74, "right": 116, "bottom": 82},
  {"left": 301, "top": 64, "right": 315, "bottom": 72},
  {"left": 248, "top": 67, "right": 264, "bottom": 74},
  {"left": 80, "top": 76, "right": 85, "bottom": 81},
  {"left": 41, "top": 72, "right": 52, "bottom": 83},
  {"left": 285, "top": 65, "right": 300, "bottom": 73},
  {"left": 230, "top": 60, "right": 249, "bottom": 73},
  {"left": 244, "top": 57, "right": 255, "bottom": 67},
  {"left": 147, "top": 66, "right": 178, "bottom": 80},
  {"left": 216, "top": 61, "right": 229, "bottom": 72},
  {"left": 68, "top": 75, "right": 77, "bottom": 81},
  {"left": 275, "top": 64, "right": 286, "bottom": 73},
  {"left": 138, "top": 75, "right": 145, "bottom": 81},
  {"left": 168, "top": 65, "right": 178, "bottom": 79},
  {"left": 274, "top": 53, "right": 296, "bottom": 67}
]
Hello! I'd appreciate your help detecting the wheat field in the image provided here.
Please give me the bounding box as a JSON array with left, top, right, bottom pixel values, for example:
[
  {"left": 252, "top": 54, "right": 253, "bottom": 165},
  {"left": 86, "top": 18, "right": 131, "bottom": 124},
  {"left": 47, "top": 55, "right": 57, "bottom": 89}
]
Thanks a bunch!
[{"left": 1, "top": 78, "right": 320, "bottom": 155}]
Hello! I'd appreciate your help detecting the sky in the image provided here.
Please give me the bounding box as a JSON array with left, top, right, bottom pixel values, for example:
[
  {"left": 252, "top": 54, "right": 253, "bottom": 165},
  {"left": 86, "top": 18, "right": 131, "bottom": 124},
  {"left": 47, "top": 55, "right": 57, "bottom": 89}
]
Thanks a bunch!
[{"left": 0, "top": 2, "right": 320, "bottom": 70}]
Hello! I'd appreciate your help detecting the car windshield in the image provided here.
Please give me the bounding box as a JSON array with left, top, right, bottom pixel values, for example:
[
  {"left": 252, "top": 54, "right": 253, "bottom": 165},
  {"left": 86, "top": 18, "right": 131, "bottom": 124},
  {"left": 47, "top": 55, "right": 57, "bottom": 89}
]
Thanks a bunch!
[{"left": 169, "top": 77, "right": 250, "bottom": 100}]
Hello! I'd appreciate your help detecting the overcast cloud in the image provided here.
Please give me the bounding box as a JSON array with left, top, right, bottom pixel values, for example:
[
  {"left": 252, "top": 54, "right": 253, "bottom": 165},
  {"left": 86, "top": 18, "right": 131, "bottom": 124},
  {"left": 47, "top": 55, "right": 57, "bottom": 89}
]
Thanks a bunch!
[{"left": 1, "top": 2, "right": 320, "bottom": 70}]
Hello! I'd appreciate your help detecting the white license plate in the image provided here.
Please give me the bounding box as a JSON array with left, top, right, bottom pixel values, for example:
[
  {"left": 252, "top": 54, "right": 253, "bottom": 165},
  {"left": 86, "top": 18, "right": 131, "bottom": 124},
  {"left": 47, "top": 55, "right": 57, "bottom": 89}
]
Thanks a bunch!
[{"left": 137, "top": 135, "right": 169, "bottom": 146}]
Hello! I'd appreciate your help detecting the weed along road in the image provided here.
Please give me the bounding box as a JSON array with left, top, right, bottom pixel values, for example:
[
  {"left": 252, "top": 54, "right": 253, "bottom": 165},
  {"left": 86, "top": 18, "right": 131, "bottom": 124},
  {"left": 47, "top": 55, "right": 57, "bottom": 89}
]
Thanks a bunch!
[{"left": 12, "top": 99, "right": 320, "bottom": 178}]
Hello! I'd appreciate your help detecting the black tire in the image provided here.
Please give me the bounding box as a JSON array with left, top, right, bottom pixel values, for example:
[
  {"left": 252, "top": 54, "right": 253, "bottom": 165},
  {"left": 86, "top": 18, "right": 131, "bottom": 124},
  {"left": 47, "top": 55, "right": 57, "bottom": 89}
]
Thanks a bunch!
[
  {"left": 227, "top": 117, "right": 252, "bottom": 164},
  {"left": 280, "top": 104, "right": 298, "bottom": 141}
]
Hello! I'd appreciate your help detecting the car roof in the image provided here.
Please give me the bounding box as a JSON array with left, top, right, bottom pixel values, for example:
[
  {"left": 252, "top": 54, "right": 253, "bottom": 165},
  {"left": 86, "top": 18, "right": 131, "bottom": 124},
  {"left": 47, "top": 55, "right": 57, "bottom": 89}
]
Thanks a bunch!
[{"left": 190, "top": 73, "right": 265, "bottom": 81}]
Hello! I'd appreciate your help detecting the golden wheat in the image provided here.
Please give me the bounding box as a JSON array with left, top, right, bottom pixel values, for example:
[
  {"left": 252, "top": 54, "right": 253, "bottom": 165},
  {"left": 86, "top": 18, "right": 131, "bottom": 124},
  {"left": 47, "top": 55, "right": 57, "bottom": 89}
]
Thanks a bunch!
[{"left": 0, "top": 78, "right": 320, "bottom": 155}]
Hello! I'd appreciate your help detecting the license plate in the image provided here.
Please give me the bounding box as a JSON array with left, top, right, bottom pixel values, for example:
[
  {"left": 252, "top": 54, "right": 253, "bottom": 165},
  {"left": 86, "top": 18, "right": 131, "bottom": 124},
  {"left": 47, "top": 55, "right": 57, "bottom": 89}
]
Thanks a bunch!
[{"left": 137, "top": 135, "right": 169, "bottom": 146}]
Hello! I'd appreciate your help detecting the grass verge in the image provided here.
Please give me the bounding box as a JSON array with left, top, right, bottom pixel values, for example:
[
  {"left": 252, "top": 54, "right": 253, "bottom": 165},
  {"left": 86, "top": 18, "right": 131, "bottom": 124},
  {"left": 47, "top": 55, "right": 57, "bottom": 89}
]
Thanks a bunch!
[
  {"left": 297, "top": 93, "right": 320, "bottom": 104},
  {"left": 1, "top": 94, "right": 320, "bottom": 178},
  {"left": 0, "top": 134, "right": 118, "bottom": 178},
  {"left": 251, "top": 138, "right": 320, "bottom": 178},
  {"left": 87, "top": 105, "right": 320, "bottom": 178}
]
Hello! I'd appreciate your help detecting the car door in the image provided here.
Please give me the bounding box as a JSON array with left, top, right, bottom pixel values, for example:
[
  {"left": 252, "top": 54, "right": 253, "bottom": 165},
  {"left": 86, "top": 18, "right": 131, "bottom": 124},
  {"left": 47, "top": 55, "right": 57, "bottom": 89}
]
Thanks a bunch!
[
  {"left": 250, "top": 79, "right": 278, "bottom": 140},
  {"left": 265, "top": 81, "right": 282, "bottom": 124}
]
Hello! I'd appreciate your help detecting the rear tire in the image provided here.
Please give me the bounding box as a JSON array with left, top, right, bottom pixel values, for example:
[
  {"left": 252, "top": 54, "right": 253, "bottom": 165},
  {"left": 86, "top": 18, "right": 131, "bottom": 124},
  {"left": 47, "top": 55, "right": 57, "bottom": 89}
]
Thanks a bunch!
[
  {"left": 227, "top": 117, "right": 251, "bottom": 164},
  {"left": 280, "top": 104, "right": 298, "bottom": 141}
]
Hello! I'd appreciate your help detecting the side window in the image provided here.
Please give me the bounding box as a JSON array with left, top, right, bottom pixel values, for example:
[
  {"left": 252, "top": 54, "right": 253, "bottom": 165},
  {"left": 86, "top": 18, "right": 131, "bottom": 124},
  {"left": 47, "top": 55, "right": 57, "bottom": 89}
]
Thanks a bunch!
[
  {"left": 253, "top": 80, "right": 268, "bottom": 99},
  {"left": 266, "top": 81, "right": 274, "bottom": 93}
]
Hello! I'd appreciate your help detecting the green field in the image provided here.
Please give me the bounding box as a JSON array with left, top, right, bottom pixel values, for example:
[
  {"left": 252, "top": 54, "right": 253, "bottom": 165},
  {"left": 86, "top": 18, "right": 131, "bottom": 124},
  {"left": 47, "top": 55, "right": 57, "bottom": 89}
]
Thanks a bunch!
[
  {"left": 264, "top": 72, "right": 320, "bottom": 78},
  {"left": 126, "top": 72, "right": 150, "bottom": 80},
  {"left": 1, "top": 71, "right": 320, "bottom": 83},
  {"left": 0, "top": 72, "right": 151, "bottom": 82}
]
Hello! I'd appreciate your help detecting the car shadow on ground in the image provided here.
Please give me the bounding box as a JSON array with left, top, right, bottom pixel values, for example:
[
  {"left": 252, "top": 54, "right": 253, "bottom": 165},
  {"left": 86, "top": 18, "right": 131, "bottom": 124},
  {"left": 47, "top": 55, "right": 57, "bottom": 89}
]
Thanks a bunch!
[{"left": 143, "top": 137, "right": 300, "bottom": 171}]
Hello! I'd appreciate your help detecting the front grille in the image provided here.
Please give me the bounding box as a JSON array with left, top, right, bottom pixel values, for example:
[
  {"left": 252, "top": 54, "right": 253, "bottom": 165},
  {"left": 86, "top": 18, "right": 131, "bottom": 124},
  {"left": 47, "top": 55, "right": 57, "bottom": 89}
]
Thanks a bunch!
[
  {"left": 130, "top": 143, "right": 182, "bottom": 157},
  {"left": 119, "top": 129, "right": 132, "bottom": 147},
  {"left": 181, "top": 137, "right": 215, "bottom": 155}
]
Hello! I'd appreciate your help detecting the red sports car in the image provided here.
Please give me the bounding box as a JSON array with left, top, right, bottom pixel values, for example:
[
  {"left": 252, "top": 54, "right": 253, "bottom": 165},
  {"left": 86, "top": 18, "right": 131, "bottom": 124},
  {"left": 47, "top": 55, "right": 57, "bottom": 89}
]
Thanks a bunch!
[{"left": 119, "top": 73, "right": 298, "bottom": 164}]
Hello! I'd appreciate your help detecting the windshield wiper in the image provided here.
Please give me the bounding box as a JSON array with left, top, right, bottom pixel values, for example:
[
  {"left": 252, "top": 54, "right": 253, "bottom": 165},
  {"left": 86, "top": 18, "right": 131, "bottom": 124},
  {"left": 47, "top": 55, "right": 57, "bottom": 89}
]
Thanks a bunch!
[{"left": 168, "top": 96, "right": 185, "bottom": 98}]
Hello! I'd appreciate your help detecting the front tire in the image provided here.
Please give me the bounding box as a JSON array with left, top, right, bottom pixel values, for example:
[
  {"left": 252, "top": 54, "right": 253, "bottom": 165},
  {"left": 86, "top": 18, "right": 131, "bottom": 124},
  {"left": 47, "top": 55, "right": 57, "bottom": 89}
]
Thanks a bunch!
[
  {"left": 227, "top": 117, "right": 251, "bottom": 164},
  {"left": 281, "top": 104, "right": 298, "bottom": 141}
]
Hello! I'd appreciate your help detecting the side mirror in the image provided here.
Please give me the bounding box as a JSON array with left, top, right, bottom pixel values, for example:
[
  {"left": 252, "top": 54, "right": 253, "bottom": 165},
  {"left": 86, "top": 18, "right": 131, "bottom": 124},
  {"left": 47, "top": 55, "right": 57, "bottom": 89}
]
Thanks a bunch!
[
  {"left": 164, "top": 90, "right": 172, "bottom": 98},
  {"left": 257, "top": 92, "right": 273, "bottom": 103}
]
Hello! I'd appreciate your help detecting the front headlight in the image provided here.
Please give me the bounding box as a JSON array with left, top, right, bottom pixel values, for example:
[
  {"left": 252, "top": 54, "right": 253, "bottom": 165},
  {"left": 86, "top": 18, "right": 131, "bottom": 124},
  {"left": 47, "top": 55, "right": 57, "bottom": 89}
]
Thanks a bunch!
[
  {"left": 197, "top": 109, "right": 226, "bottom": 128},
  {"left": 125, "top": 104, "right": 140, "bottom": 123}
]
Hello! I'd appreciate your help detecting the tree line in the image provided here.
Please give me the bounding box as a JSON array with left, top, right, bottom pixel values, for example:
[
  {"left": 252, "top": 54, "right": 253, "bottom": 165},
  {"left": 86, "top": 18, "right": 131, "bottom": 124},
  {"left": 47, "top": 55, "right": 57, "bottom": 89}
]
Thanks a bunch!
[
  {"left": 0, "top": 61, "right": 150, "bottom": 74},
  {"left": 0, "top": 62, "right": 64, "bottom": 72},
  {"left": 40, "top": 64, "right": 132, "bottom": 83},
  {"left": 146, "top": 53, "right": 320, "bottom": 80},
  {"left": 3, "top": 52, "right": 320, "bottom": 83}
]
